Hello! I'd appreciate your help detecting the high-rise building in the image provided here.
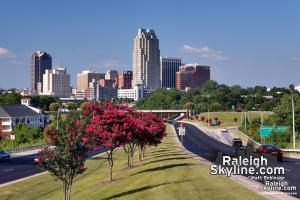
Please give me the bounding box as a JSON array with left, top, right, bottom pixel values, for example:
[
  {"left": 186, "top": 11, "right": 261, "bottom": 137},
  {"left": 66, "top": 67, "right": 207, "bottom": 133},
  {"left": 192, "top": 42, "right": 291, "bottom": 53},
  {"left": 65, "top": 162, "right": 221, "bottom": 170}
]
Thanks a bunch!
[
  {"left": 160, "top": 57, "right": 182, "bottom": 88},
  {"left": 132, "top": 28, "right": 160, "bottom": 89},
  {"left": 105, "top": 70, "right": 118, "bottom": 81},
  {"left": 76, "top": 70, "right": 105, "bottom": 92},
  {"left": 176, "top": 64, "right": 210, "bottom": 90},
  {"left": 30, "top": 51, "right": 52, "bottom": 92},
  {"left": 118, "top": 71, "right": 133, "bottom": 89},
  {"left": 42, "top": 68, "right": 71, "bottom": 98}
]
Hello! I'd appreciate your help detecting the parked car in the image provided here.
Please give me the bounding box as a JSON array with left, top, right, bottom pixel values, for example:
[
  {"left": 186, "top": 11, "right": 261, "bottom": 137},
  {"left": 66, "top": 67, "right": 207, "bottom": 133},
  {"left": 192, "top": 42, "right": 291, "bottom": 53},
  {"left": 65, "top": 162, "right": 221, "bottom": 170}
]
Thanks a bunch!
[
  {"left": 232, "top": 138, "right": 243, "bottom": 148},
  {"left": 256, "top": 144, "right": 283, "bottom": 162},
  {"left": 0, "top": 150, "right": 10, "bottom": 161}
]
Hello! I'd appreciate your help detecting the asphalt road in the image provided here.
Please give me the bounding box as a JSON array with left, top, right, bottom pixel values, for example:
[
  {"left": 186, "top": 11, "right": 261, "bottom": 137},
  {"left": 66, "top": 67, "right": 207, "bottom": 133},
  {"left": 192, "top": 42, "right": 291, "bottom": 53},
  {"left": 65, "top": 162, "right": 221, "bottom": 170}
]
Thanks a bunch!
[
  {"left": 173, "top": 122, "right": 300, "bottom": 199},
  {"left": 0, "top": 149, "right": 105, "bottom": 184}
]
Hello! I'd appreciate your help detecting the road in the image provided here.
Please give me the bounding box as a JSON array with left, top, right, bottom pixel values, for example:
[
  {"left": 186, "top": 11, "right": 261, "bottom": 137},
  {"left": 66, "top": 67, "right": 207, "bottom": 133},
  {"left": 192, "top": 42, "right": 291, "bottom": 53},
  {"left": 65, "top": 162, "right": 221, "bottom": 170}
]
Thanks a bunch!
[
  {"left": 173, "top": 122, "right": 300, "bottom": 198},
  {"left": 0, "top": 149, "right": 105, "bottom": 185}
]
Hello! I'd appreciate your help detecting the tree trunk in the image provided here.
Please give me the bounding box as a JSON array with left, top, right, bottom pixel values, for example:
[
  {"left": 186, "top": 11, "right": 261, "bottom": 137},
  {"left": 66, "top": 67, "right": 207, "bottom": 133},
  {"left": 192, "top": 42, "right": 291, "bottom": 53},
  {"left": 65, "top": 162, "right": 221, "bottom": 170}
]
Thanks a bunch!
[
  {"left": 107, "top": 150, "right": 114, "bottom": 181},
  {"left": 62, "top": 180, "right": 72, "bottom": 200},
  {"left": 138, "top": 145, "right": 142, "bottom": 161}
]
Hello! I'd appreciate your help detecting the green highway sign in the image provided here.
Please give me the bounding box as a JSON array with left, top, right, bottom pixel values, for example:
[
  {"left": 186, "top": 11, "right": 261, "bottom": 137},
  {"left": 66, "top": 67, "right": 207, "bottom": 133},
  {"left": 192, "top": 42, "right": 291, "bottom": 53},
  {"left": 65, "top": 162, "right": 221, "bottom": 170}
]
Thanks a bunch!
[{"left": 259, "top": 126, "right": 288, "bottom": 136}]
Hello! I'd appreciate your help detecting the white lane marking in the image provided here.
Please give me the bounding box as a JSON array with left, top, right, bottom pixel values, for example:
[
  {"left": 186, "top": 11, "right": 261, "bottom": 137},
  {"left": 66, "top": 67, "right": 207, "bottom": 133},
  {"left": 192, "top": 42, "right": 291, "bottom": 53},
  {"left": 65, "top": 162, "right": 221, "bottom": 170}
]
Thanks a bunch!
[{"left": 3, "top": 169, "right": 14, "bottom": 172}]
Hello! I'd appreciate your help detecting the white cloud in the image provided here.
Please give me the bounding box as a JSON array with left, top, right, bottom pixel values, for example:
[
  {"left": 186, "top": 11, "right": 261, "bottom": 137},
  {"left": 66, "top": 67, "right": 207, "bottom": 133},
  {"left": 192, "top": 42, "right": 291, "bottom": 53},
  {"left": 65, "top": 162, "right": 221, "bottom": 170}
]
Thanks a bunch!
[
  {"left": 290, "top": 56, "right": 300, "bottom": 61},
  {"left": 0, "top": 47, "right": 16, "bottom": 58},
  {"left": 183, "top": 44, "right": 230, "bottom": 61},
  {"left": 101, "top": 59, "right": 129, "bottom": 69}
]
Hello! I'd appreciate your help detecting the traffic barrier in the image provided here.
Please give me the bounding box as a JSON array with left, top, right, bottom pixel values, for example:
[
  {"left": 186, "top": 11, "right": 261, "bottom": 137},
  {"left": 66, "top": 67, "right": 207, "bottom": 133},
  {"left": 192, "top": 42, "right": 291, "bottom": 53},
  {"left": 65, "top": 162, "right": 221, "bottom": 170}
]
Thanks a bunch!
[
  {"left": 237, "top": 130, "right": 300, "bottom": 159},
  {"left": 5, "top": 144, "right": 45, "bottom": 153}
]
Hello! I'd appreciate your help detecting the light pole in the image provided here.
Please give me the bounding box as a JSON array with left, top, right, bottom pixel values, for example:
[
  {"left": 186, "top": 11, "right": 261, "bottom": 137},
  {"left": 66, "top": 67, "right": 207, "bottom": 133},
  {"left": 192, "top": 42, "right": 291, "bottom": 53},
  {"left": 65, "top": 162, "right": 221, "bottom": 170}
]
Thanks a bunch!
[
  {"left": 56, "top": 107, "right": 62, "bottom": 130},
  {"left": 207, "top": 106, "right": 210, "bottom": 127},
  {"left": 292, "top": 97, "right": 296, "bottom": 149}
]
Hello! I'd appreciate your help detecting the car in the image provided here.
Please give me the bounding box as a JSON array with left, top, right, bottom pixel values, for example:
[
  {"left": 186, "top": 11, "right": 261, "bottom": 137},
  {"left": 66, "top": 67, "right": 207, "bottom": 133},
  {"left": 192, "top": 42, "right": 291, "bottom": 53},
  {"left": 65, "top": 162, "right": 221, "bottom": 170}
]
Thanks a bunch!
[
  {"left": 34, "top": 156, "right": 43, "bottom": 165},
  {"left": 232, "top": 138, "right": 243, "bottom": 148},
  {"left": 256, "top": 144, "right": 283, "bottom": 162},
  {"left": 220, "top": 128, "right": 228, "bottom": 133},
  {"left": 0, "top": 150, "right": 10, "bottom": 161}
]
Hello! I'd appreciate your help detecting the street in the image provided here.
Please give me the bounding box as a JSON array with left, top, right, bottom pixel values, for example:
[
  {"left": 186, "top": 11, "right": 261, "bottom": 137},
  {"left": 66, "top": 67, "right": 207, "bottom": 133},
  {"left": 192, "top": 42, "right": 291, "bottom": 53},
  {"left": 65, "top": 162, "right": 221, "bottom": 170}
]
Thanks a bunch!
[
  {"left": 173, "top": 122, "right": 300, "bottom": 198},
  {"left": 0, "top": 149, "right": 105, "bottom": 184}
]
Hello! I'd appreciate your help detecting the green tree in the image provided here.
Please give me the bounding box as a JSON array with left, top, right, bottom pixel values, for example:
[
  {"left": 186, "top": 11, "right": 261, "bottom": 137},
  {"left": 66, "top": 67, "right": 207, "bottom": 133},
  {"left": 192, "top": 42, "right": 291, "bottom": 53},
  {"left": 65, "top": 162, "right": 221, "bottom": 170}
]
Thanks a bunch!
[
  {"left": 49, "top": 103, "right": 60, "bottom": 111},
  {"left": 66, "top": 102, "right": 77, "bottom": 110}
]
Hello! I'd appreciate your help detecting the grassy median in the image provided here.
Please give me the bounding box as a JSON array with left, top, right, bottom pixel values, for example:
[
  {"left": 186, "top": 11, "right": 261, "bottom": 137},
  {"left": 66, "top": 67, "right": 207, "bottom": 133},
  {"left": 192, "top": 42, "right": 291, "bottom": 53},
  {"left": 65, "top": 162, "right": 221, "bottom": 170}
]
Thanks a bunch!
[
  {"left": 0, "top": 124, "right": 264, "bottom": 200},
  {"left": 186, "top": 111, "right": 272, "bottom": 128}
]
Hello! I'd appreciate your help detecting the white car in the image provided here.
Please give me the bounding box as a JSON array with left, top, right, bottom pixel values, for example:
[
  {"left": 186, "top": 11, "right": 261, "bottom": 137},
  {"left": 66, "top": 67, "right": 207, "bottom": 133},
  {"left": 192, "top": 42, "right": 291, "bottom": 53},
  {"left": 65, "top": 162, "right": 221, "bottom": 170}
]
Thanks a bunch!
[{"left": 220, "top": 128, "right": 228, "bottom": 133}]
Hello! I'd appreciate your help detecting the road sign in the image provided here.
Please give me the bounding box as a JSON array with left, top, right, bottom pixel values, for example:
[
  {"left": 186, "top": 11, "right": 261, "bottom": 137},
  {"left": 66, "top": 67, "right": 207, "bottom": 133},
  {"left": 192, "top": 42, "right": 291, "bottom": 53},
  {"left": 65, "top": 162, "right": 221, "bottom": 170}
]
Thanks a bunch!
[
  {"left": 259, "top": 126, "right": 288, "bottom": 136},
  {"left": 10, "top": 134, "right": 15, "bottom": 140},
  {"left": 179, "top": 127, "right": 186, "bottom": 136}
]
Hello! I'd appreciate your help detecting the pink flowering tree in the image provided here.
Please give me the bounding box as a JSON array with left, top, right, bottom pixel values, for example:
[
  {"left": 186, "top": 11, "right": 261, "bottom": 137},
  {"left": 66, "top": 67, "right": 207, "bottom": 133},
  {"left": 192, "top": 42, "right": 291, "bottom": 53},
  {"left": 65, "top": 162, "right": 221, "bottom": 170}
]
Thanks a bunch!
[
  {"left": 134, "top": 112, "right": 166, "bottom": 161},
  {"left": 85, "top": 102, "right": 132, "bottom": 181},
  {"left": 36, "top": 111, "right": 92, "bottom": 200}
]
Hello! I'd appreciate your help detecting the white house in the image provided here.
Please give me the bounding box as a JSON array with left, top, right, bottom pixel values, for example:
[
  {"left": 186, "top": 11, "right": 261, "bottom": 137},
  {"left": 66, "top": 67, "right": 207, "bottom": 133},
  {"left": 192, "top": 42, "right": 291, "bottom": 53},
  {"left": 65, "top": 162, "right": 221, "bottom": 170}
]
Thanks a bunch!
[{"left": 0, "top": 101, "right": 46, "bottom": 138}]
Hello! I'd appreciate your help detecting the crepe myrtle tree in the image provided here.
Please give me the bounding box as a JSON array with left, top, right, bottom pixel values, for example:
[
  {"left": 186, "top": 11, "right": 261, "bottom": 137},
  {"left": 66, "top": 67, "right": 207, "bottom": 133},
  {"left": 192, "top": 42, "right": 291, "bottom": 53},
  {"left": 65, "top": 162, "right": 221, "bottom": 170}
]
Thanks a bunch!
[
  {"left": 134, "top": 112, "right": 166, "bottom": 161},
  {"left": 85, "top": 102, "right": 133, "bottom": 181},
  {"left": 36, "top": 111, "right": 93, "bottom": 200}
]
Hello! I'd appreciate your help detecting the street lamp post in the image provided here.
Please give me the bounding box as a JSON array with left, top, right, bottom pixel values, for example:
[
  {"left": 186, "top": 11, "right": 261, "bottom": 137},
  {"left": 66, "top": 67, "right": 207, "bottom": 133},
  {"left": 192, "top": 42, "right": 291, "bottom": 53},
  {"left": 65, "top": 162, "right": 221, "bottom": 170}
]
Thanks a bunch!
[
  {"left": 207, "top": 106, "right": 210, "bottom": 127},
  {"left": 292, "top": 97, "right": 296, "bottom": 149},
  {"left": 56, "top": 108, "right": 61, "bottom": 130}
]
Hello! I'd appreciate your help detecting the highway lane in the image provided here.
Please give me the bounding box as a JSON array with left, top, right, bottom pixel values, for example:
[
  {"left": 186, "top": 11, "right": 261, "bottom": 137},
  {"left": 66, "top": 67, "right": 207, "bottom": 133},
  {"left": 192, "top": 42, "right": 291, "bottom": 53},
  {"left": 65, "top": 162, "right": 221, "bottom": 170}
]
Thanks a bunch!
[
  {"left": 0, "top": 149, "right": 105, "bottom": 184},
  {"left": 173, "top": 122, "right": 300, "bottom": 198}
]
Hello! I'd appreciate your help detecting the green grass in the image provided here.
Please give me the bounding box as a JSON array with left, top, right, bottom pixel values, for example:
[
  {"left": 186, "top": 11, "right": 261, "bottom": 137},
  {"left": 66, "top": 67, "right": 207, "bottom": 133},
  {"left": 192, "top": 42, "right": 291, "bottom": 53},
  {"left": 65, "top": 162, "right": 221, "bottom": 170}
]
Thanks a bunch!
[
  {"left": 0, "top": 125, "right": 264, "bottom": 200},
  {"left": 186, "top": 111, "right": 273, "bottom": 128}
]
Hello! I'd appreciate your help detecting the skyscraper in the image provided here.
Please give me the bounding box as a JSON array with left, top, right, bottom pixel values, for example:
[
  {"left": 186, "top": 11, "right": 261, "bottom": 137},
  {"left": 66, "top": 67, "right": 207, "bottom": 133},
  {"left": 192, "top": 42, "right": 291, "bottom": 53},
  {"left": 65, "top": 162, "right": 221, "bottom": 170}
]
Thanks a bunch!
[
  {"left": 42, "top": 68, "right": 71, "bottom": 98},
  {"left": 132, "top": 28, "right": 160, "bottom": 89},
  {"left": 160, "top": 57, "right": 182, "bottom": 88},
  {"left": 76, "top": 70, "right": 105, "bottom": 92},
  {"left": 176, "top": 64, "right": 210, "bottom": 90},
  {"left": 30, "top": 51, "right": 52, "bottom": 92},
  {"left": 118, "top": 71, "right": 133, "bottom": 89}
]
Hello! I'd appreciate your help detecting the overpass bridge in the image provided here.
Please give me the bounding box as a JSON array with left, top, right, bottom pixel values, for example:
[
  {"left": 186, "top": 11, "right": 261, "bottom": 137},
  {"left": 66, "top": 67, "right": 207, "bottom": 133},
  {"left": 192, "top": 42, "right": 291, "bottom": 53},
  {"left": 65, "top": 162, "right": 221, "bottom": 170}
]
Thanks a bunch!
[{"left": 136, "top": 109, "right": 189, "bottom": 119}]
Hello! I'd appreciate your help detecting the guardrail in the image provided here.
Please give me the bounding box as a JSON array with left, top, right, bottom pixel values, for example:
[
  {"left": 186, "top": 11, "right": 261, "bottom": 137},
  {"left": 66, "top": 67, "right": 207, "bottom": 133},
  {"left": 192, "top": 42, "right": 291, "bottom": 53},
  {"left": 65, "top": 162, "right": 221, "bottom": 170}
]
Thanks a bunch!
[
  {"left": 237, "top": 130, "right": 300, "bottom": 159},
  {"left": 5, "top": 144, "right": 45, "bottom": 153}
]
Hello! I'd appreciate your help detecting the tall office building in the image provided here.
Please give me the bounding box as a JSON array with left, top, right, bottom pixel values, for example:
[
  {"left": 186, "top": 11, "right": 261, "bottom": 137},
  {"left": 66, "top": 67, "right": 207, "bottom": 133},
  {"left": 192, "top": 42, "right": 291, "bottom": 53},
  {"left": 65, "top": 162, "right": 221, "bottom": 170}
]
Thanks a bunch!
[
  {"left": 105, "top": 70, "right": 118, "bottom": 81},
  {"left": 176, "top": 64, "right": 210, "bottom": 90},
  {"left": 30, "top": 51, "right": 52, "bottom": 92},
  {"left": 132, "top": 28, "right": 160, "bottom": 89},
  {"left": 118, "top": 71, "right": 133, "bottom": 89},
  {"left": 76, "top": 70, "right": 105, "bottom": 92},
  {"left": 160, "top": 57, "right": 182, "bottom": 88},
  {"left": 42, "top": 68, "right": 71, "bottom": 98}
]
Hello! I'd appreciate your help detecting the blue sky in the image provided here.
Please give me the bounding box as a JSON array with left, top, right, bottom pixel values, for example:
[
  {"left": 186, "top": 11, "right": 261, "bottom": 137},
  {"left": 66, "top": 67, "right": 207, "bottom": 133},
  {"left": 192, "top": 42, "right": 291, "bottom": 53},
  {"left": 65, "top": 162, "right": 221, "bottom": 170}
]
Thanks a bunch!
[{"left": 0, "top": 0, "right": 299, "bottom": 89}]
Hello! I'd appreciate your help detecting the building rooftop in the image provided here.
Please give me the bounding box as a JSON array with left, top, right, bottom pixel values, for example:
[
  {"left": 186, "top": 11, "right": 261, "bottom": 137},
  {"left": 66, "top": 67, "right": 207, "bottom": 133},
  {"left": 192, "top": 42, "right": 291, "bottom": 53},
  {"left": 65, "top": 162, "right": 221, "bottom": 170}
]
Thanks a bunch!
[{"left": 0, "top": 104, "right": 42, "bottom": 118}]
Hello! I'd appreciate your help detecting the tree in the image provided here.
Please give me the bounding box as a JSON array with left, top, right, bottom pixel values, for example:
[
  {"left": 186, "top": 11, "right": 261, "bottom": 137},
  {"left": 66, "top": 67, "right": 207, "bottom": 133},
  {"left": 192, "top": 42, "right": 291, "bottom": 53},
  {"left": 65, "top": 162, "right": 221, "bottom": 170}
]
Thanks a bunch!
[
  {"left": 13, "top": 123, "right": 32, "bottom": 144},
  {"left": 85, "top": 102, "right": 132, "bottom": 181},
  {"left": 36, "top": 111, "right": 91, "bottom": 200},
  {"left": 49, "top": 102, "right": 60, "bottom": 111},
  {"left": 66, "top": 102, "right": 77, "bottom": 110}
]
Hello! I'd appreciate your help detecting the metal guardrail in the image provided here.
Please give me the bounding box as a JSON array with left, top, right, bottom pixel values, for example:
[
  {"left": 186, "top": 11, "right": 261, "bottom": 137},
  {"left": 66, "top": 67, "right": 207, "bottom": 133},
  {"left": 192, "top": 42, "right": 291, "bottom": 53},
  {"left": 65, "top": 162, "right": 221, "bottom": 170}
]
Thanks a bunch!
[
  {"left": 5, "top": 144, "right": 45, "bottom": 153},
  {"left": 237, "top": 130, "right": 300, "bottom": 158}
]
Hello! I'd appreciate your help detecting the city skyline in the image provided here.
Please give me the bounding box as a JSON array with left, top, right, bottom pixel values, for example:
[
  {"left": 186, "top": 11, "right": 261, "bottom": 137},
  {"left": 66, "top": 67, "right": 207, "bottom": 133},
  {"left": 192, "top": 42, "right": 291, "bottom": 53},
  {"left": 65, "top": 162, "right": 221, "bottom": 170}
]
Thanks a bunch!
[{"left": 0, "top": 0, "right": 300, "bottom": 89}]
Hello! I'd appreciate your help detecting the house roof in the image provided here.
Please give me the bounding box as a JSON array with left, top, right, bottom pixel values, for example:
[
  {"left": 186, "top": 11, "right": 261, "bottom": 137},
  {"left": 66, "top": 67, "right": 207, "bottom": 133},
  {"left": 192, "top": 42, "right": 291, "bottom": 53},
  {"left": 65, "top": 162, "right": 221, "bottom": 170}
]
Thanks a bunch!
[{"left": 0, "top": 104, "right": 42, "bottom": 118}]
